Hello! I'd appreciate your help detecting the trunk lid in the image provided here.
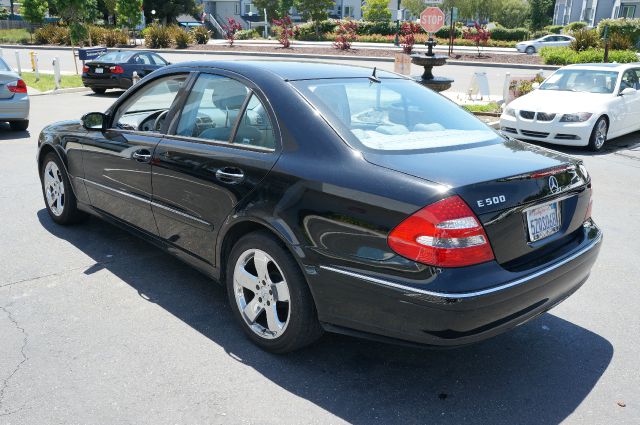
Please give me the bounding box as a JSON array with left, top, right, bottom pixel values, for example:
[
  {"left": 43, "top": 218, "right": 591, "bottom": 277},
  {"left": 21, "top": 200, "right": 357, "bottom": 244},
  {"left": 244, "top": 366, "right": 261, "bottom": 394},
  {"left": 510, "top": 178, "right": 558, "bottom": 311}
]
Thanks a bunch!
[
  {"left": 85, "top": 61, "right": 115, "bottom": 77},
  {"left": 364, "top": 139, "right": 591, "bottom": 267}
]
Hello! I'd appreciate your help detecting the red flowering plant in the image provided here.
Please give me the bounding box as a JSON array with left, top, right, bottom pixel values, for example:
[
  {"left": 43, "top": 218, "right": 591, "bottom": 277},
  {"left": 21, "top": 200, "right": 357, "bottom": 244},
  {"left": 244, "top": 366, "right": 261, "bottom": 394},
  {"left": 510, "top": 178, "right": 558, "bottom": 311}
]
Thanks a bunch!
[
  {"left": 273, "top": 16, "right": 294, "bottom": 48},
  {"left": 400, "top": 21, "right": 421, "bottom": 54},
  {"left": 463, "top": 22, "right": 491, "bottom": 57},
  {"left": 334, "top": 20, "right": 358, "bottom": 50},
  {"left": 223, "top": 17, "right": 243, "bottom": 47}
]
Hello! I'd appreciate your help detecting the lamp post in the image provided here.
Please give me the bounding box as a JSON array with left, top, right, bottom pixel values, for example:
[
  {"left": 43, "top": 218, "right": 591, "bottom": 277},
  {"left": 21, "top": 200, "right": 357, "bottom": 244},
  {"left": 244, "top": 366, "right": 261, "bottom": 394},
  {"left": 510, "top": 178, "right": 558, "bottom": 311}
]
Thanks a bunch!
[
  {"left": 151, "top": 9, "right": 156, "bottom": 24},
  {"left": 394, "top": 0, "right": 401, "bottom": 46}
]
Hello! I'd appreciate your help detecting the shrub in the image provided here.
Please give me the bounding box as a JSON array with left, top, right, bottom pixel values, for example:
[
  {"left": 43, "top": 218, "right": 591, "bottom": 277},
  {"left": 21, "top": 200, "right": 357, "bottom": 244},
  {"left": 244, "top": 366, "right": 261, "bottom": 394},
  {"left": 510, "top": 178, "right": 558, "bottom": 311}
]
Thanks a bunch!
[
  {"left": 400, "top": 22, "right": 420, "bottom": 54},
  {"left": 273, "top": 16, "right": 294, "bottom": 48},
  {"left": 463, "top": 22, "right": 491, "bottom": 56},
  {"left": 608, "top": 32, "right": 634, "bottom": 50},
  {"left": 570, "top": 28, "right": 600, "bottom": 52},
  {"left": 597, "top": 18, "right": 640, "bottom": 46},
  {"left": 53, "top": 26, "right": 71, "bottom": 45},
  {"left": 540, "top": 46, "right": 639, "bottom": 65},
  {"left": 222, "top": 17, "right": 242, "bottom": 46},
  {"left": 192, "top": 26, "right": 210, "bottom": 44},
  {"left": 144, "top": 24, "right": 172, "bottom": 49},
  {"left": 103, "top": 29, "right": 128, "bottom": 47},
  {"left": 294, "top": 20, "right": 336, "bottom": 40},
  {"left": 564, "top": 21, "right": 587, "bottom": 33},
  {"left": 362, "top": 0, "right": 391, "bottom": 22},
  {"left": 531, "top": 30, "right": 551, "bottom": 39},
  {"left": 489, "top": 26, "right": 529, "bottom": 41},
  {"left": 236, "top": 29, "right": 260, "bottom": 40},
  {"left": 334, "top": 20, "right": 357, "bottom": 50},
  {"left": 544, "top": 25, "right": 564, "bottom": 34},
  {"left": 434, "top": 26, "right": 462, "bottom": 39},
  {"left": 34, "top": 24, "right": 59, "bottom": 44},
  {"left": 357, "top": 20, "right": 395, "bottom": 35},
  {"left": 88, "top": 25, "right": 107, "bottom": 46},
  {"left": 173, "top": 28, "right": 193, "bottom": 48}
]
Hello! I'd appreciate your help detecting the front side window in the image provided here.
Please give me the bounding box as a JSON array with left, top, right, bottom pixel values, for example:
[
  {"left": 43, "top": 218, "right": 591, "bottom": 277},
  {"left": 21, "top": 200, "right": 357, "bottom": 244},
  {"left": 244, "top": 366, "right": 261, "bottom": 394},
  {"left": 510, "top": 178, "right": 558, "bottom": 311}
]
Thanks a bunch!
[
  {"left": 176, "top": 74, "right": 250, "bottom": 142},
  {"left": 113, "top": 74, "right": 188, "bottom": 131},
  {"left": 539, "top": 69, "right": 618, "bottom": 94},
  {"left": 293, "top": 78, "right": 499, "bottom": 152}
]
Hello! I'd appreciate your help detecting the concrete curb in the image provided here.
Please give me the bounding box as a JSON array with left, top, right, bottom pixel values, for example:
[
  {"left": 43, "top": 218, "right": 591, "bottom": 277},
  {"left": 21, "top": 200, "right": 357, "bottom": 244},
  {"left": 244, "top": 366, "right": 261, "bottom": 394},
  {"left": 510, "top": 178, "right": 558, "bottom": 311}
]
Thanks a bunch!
[
  {"left": 0, "top": 44, "right": 559, "bottom": 70},
  {"left": 29, "top": 86, "right": 90, "bottom": 96}
]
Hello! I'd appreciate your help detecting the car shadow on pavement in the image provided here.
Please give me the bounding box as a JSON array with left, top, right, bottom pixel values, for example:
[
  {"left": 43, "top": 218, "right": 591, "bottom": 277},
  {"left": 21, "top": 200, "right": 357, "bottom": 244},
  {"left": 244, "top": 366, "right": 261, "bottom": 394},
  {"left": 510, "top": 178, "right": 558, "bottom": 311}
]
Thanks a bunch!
[
  {"left": 37, "top": 209, "right": 613, "bottom": 425},
  {"left": 0, "top": 125, "right": 30, "bottom": 140},
  {"left": 85, "top": 90, "right": 125, "bottom": 98},
  {"left": 528, "top": 131, "right": 640, "bottom": 157}
]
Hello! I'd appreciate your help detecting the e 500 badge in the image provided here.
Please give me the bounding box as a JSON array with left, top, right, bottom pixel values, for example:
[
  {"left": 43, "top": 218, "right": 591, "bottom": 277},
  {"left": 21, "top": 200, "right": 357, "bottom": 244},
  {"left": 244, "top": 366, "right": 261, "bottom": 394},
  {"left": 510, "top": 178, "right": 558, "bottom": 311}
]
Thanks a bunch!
[{"left": 477, "top": 195, "right": 506, "bottom": 208}]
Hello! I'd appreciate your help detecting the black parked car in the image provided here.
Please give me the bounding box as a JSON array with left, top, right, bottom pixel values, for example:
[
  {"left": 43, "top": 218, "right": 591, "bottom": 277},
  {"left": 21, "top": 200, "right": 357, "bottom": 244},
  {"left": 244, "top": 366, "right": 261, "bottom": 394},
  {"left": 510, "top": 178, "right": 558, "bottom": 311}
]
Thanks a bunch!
[
  {"left": 81, "top": 50, "right": 169, "bottom": 94},
  {"left": 38, "top": 61, "right": 602, "bottom": 353}
]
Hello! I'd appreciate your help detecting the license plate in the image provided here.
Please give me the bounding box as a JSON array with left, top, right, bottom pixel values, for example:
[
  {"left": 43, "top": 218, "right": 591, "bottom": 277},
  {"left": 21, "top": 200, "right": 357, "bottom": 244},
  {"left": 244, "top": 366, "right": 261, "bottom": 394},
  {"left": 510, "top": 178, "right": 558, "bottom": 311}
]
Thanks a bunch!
[
  {"left": 526, "top": 201, "right": 561, "bottom": 242},
  {"left": 94, "top": 68, "right": 103, "bottom": 74}
]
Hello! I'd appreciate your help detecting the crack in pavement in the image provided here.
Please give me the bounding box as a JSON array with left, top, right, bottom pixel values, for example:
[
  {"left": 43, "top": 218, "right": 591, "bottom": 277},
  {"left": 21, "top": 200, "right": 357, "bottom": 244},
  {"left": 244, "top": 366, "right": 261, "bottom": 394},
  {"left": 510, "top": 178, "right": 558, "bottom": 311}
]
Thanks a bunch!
[{"left": 0, "top": 305, "right": 28, "bottom": 416}]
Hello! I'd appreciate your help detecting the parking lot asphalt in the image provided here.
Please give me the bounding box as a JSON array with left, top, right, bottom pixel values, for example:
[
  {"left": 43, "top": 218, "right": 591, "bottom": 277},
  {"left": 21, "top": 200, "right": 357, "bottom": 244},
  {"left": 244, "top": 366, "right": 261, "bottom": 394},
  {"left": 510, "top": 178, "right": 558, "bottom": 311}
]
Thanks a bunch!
[{"left": 0, "top": 91, "right": 639, "bottom": 425}]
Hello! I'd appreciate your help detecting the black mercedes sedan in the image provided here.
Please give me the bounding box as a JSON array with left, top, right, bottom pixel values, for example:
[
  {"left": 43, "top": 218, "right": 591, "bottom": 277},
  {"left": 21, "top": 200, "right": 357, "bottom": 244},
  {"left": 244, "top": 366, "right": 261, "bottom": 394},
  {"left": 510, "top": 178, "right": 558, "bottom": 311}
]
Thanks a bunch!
[
  {"left": 81, "top": 50, "right": 169, "bottom": 94},
  {"left": 37, "top": 61, "right": 602, "bottom": 353}
]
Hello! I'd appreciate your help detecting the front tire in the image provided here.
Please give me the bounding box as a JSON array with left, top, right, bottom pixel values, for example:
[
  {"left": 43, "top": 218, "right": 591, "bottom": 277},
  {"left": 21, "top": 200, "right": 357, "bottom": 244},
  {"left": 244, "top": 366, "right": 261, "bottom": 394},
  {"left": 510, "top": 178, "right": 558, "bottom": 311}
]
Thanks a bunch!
[
  {"left": 9, "top": 120, "right": 28, "bottom": 131},
  {"left": 588, "top": 116, "right": 608, "bottom": 152},
  {"left": 40, "top": 152, "right": 86, "bottom": 224},
  {"left": 525, "top": 46, "right": 536, "bottom": 55},
  {"left": 226, "top": 231, "right": 323, "bottom": 353}
]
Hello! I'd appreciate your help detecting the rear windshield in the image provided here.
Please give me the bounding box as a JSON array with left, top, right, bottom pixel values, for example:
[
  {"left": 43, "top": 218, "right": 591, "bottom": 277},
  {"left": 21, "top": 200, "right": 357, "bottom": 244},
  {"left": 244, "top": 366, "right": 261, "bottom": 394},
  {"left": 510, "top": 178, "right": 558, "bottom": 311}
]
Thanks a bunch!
[
  {"left": 0, "top": 58, "right": 11, "bottom": 72},
  {"left": 95, "top": 51, "right": 135, "bottom": 63},
  {"left": 292, "top": 78, "right": 499, "bottom": 152}
]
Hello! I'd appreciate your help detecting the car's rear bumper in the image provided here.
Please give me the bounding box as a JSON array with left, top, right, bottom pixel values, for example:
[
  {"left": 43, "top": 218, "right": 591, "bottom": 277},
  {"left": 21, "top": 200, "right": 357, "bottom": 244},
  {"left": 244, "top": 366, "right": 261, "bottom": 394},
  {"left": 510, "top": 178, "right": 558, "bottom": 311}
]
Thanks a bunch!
[
  {"left": 0, "top": 93, "right": 29, "bottom": 121},
  {"left": 82, "top": 75, "right": 132, "bottom": 90},
  {"left": 310, "top": 221, "right": 602, "bottom": 347}
]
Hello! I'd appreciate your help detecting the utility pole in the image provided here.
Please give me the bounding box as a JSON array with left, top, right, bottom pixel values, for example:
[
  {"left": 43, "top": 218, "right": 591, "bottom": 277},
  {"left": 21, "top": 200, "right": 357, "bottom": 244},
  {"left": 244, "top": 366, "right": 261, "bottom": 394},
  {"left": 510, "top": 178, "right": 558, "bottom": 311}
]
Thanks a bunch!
[{"left": 394, "top": 0, "right": 401, "bottom": 46}]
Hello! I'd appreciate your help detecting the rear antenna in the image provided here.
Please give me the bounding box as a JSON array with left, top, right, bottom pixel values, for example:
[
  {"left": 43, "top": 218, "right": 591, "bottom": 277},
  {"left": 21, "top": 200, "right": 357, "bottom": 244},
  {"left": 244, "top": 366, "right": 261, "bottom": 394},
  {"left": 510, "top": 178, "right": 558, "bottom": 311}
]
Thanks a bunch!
[{"left": 369, "top": 67, "right": 381, "bottom": 83}]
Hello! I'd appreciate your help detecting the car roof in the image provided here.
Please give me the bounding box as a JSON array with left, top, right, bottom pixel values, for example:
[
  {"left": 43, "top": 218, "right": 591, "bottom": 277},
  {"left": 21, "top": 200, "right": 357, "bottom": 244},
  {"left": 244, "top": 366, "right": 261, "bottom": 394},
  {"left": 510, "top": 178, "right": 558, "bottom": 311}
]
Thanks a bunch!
[
  {"left": 162, "top": 60, "right": 405, "bottom": 81},
  {"left": 564, "top": 62, "right": 639, "bottom": 71}
]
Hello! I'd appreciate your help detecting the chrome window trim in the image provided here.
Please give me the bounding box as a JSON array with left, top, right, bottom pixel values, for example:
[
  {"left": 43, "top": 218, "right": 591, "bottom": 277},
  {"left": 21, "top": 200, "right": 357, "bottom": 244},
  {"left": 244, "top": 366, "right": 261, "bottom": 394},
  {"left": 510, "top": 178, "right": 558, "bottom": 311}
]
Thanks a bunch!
[{"left": 320, "top": 231, "right": 602, "bottom": 299}]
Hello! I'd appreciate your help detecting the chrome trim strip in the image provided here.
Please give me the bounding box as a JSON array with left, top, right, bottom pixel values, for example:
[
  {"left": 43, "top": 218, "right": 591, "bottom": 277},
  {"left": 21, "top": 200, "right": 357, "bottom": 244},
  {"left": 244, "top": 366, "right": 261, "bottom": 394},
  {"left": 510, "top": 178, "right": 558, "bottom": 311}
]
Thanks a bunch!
[
  {"left": 80, "top": 177, "right": 212, "bottom": 228},
  {"left": 319, "top": 232, "right": 602, "bottom": 299}
]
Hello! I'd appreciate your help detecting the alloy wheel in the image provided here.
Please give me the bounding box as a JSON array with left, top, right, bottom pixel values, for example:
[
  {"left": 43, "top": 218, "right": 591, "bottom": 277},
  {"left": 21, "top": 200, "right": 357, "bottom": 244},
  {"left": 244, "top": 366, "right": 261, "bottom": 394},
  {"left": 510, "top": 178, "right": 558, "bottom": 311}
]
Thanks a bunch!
[
  {"left": 43, "top": 161, "right": 65, "bottom": 216},
  {"left": 233, "top": 249, "right": 291, "bottom": 339},
  {"left": 595, "top": 119, "right": 607, "bottom": 150}
]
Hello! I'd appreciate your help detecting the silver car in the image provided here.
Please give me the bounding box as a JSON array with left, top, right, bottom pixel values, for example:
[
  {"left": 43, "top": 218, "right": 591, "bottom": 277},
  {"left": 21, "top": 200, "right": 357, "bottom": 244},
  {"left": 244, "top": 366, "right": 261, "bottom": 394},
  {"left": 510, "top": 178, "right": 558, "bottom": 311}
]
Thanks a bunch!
[
  {"left": 516, "top": 34, "right": 575, "bottom": 55},
  {"left": 0, "top": 57, "right": 29, "bottom": 131}
]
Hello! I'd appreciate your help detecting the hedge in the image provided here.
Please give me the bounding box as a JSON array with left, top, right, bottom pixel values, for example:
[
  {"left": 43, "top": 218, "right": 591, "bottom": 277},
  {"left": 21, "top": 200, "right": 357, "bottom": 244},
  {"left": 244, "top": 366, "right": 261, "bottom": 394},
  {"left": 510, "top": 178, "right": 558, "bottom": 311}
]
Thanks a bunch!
[
  {"left": 597, "top": 18, "right": 640, "bottom": 45},
  {"left": 539, "top": 46, "right": 638, "bottom": 65},
  {"left": 490, "top": 26, "right": 530, "bottom": 41},
  {"left": 544, "top": 25, "right": 565, "bottom": 34}
]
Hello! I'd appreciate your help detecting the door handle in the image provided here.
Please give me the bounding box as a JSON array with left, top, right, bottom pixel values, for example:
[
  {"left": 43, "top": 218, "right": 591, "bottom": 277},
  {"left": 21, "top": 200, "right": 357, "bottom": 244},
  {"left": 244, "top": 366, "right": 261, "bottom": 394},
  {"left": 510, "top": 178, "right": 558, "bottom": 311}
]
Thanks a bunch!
[
  {"left": 132, "top": 149, "right": 152, "bottom": 163},
  {"left": 215, "top": 167, "right": 244, "bottom": 184}
]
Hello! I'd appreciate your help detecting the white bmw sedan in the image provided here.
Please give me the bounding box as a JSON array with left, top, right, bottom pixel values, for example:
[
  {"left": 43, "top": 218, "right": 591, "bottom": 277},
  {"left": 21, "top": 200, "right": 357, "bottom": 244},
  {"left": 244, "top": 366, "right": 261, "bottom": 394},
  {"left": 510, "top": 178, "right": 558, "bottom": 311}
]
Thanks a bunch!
[
  {"left": 515, "top": 34, "right": 575, "bottom": 54},
  {"left": 500, "top": 63, "right": 640, "bottom": 151}
]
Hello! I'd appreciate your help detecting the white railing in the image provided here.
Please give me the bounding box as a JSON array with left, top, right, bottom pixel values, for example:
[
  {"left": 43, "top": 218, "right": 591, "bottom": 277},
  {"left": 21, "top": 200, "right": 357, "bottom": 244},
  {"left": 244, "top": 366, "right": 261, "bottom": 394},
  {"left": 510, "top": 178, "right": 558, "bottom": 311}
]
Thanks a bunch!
[{"left": 208, "top": 13, "right": 225, "bottom": 38}]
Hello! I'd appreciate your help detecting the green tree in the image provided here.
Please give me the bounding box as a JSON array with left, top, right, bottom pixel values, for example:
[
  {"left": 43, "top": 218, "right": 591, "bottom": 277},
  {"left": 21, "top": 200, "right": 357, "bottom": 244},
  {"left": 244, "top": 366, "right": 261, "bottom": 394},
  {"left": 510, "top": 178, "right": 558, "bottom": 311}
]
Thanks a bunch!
[
  {"left": 362, "top": 0, "right": 392, "bottom": 21},
  {"left": 143, "top": 0, "right": 197, "bottom": 24},
  {"left": 294, "top": 0, "right": 333, "bottom": 36},
  {"left": 252, "top": 0, "right": 293, "bottom": 20},
  {"left": 401, "top": 0, "right": 426, "bottom": 19},
  {"left": 529, "top": 0, "right": 554, "bottom": 30},
  {"left": 494, "top": 0, "right": 529, "bottom": 28},
  {"left": 116, "top": 0, "right": 142, "bottom": 28},
  {"left": 23, "top": 0, "right": 48, "bottom": 26},
  {"left": 55, "top": 0, "right": 98, "bottom": 44}
]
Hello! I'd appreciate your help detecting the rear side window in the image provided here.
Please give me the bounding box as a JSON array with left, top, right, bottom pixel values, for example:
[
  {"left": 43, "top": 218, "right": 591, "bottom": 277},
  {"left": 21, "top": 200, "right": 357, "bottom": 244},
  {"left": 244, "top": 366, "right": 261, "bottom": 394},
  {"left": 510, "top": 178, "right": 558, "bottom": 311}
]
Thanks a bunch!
[
  {"left": 292, "top": 78, "right": 498, "bottom": 152},
  {"left": 176, "top": 74, "right": 249, "bottom": 142},
  {"left": 233, "top": 94, "right": 276, "bottom": 149}
]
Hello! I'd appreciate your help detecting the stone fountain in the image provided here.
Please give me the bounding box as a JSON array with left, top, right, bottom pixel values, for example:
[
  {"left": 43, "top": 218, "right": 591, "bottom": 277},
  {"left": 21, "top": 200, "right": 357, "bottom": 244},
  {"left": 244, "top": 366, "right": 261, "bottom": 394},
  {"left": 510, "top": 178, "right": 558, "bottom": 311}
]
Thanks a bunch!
[{"left": 411, "top": 38, "right": 453, "bottom": 92}]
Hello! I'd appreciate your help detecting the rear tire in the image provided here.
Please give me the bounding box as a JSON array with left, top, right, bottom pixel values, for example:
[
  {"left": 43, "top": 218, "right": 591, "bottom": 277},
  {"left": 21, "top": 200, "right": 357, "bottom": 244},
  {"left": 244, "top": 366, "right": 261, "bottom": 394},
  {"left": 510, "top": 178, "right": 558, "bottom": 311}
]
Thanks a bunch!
[
  {"left": 525, "top": 46, "right": 536, "bottom": 55},
  {"left": 91, "top": 88, "right": 106, "bottom": 94},
  {"left": 9, "top": 120, "right": 28, "bottom": 131},
  {"left": 40, "top": 152, "right": 87, "bottom": 225},
  {"left": 226, "top": 231, "right": 323, "bottom": 353},
  {"left": 588, "top": 116, "right": 608, "bottom": 152}
]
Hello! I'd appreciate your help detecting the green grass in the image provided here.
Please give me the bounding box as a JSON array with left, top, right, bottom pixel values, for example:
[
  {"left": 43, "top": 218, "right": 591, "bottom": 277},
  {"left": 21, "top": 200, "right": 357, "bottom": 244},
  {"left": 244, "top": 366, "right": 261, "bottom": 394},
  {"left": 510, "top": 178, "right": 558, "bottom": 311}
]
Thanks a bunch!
[
  {"left": 0, "top": 28, "right": 31, "bottom": 44},
  {"left": 463, "top": 102, "right": 501, "bottom": 113},
  {"left": 20, "top": 72, "right": 83, "bottom": 92}
]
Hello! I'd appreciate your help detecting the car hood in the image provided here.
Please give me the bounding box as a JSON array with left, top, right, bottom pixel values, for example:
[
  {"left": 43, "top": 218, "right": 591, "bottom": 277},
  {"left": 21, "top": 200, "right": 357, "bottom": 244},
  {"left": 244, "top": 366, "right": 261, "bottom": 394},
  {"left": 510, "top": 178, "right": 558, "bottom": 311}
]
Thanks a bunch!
[{"left": 509, "top": 89, "right": 610, "bottom": 113}]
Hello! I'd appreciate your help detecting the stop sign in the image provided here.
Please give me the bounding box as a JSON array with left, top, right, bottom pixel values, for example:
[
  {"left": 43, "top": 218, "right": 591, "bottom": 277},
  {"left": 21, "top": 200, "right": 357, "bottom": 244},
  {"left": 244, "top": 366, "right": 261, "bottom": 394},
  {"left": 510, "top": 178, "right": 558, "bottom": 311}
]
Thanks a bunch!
[{"left": 420, "top": 7, "right": 446, "bottom": 33}]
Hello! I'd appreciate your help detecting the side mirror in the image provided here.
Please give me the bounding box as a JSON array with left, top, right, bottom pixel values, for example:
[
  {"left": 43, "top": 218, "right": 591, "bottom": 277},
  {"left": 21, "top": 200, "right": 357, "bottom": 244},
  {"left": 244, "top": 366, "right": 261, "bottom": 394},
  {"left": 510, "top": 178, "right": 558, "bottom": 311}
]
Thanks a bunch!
[
  {"left": 81, "top": 112, "right": 107, "bottom": 131},
  {"left": 620, "top": 87, "right": 637, "bottom": 96}
]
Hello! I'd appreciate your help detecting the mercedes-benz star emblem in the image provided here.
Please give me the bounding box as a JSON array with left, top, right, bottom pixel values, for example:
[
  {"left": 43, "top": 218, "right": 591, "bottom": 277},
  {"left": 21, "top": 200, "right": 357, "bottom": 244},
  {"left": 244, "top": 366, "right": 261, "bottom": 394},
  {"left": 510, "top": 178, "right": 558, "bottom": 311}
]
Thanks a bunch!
[{"left": 549, "top": 176, "right": 560, "bottom": 194}]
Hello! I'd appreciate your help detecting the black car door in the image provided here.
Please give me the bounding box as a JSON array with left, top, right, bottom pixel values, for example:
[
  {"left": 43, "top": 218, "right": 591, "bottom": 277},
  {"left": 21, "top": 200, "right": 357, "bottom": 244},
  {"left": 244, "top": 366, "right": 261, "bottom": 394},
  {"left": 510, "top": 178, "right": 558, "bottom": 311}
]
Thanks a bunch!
[
  {"left": 81, "top": 72, "right": 190, "bottom": 234},
  {"left": 151, "top": 72, "right": 281, "bottom": 265}
]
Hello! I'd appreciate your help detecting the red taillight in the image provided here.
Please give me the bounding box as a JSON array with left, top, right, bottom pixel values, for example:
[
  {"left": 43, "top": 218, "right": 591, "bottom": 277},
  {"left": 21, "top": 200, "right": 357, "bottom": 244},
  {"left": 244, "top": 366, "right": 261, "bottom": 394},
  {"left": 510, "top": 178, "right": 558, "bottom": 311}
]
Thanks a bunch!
[
  {"left": 110, "top": 65, "right": 124, "bottom": 74},
  {"left": 82, "top": 65, "right": 89, "bottom": 73},
  {"left": 7, "top": 79, "right": 27, "bottom": 93},
  {"left": 388, "top": 195, "right": 495, "bottom": 268}
]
